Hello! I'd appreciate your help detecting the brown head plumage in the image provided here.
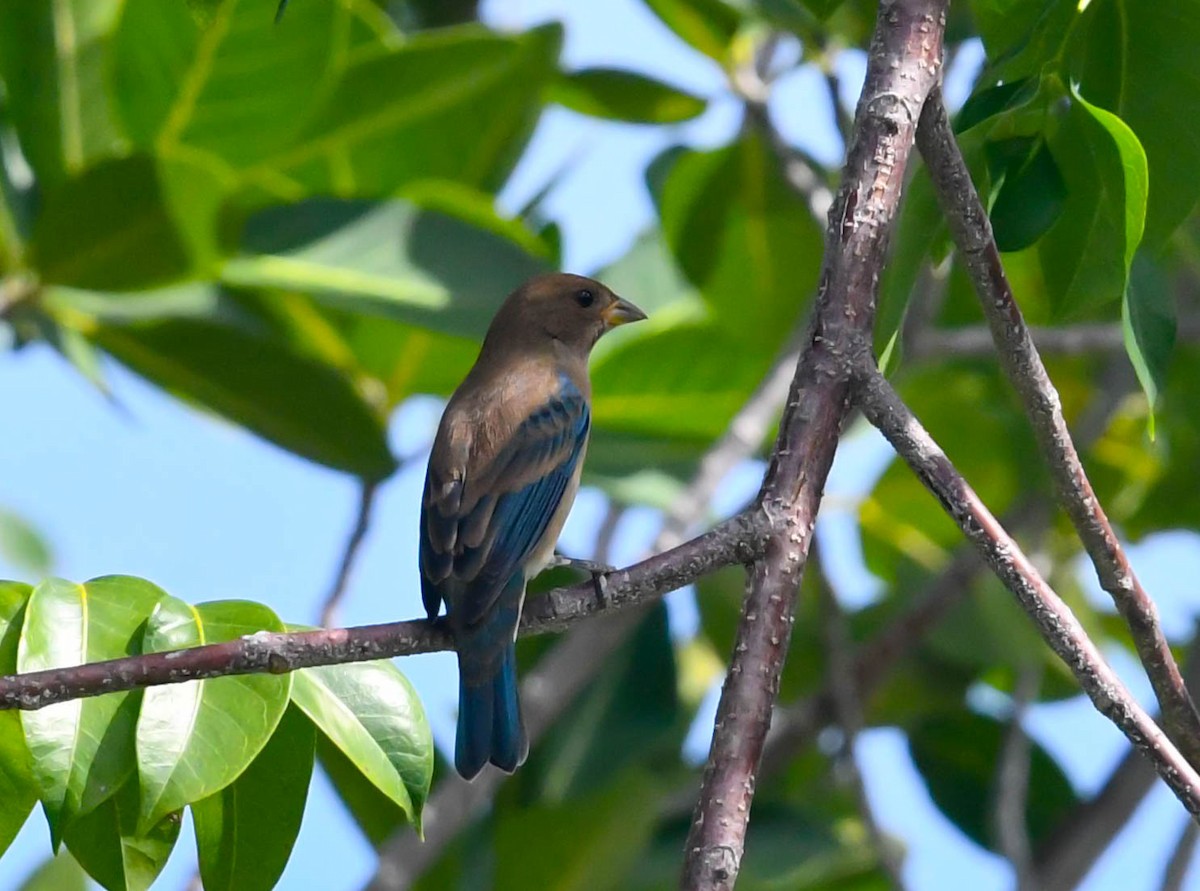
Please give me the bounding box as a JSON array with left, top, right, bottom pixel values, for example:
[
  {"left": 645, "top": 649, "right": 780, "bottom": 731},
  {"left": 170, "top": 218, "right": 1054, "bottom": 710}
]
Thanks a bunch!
[{"left": 479, "top": 273, "right": 647, "bottom": 357}]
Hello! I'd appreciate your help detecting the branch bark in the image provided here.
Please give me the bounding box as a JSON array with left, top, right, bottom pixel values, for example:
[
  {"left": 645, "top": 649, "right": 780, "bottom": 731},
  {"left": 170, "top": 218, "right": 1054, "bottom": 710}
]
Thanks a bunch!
[
  {"left": 915, "top": 90, "right": 1200, "bottom": 768},
  {"left": 0, "top": 514, "right": 764, "bottom": 711},
  {"left": 319, "top": 479, "right": 380, "bottom": 627},
  {"left": 852, "top": 362, "right": 1200, "bottom": 818},
  {"left": 681, "top": 3, "right": 948, "bottom": 887}
]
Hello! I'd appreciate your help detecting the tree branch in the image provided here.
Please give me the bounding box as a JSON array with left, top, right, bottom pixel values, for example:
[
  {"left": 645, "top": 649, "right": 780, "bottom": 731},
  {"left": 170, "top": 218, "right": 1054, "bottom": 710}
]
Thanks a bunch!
[
  {"left": 318, "top": 479, "right": 380, "bottom": 627},
  {"left": 912, "top": 318, "right": 1200, "bottom": 359},
  {"left": 852, "top": 362, "right": 1200, "bottom": 817},
  {"left": 994, "top": 665, "right": 1039, "bottom": 890},
  {"left": 0, "top": 514, "right": 765, "bottom": 711},
  {"left": 681, "top": 3, "right": 948, "bottom": 887},
  {"left": 817, "top": 548, "right": 906, "bottom": 888},
  {"left": 915, "top": 90, "right": 1200, "bottom": 767},
  {"left": 1161, "top": 819, "right": 1199, "bottom": 891}
]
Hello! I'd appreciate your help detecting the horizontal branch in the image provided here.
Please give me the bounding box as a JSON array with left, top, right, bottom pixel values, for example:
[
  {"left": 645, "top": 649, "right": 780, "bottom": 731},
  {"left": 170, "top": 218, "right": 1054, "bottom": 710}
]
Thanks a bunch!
[
  {"left": 852, "top": 361, "right": 1200, "bottom": 818},
  {"left": 913, "top": 318, "right": 1200, "bottom": 359},
  {"left": 0, "top": 513, "right": 766, "bottom": 711}
]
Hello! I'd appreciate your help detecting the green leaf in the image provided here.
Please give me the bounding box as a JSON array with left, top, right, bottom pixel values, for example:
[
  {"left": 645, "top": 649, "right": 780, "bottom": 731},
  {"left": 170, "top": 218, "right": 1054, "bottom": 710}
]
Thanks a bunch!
[
  {"left": 193, "top": 704, "right": 315, "bottom": 891},
  {"left": 14, "top": 852, "right": 89, "bottom": 891},
  {"left": 987, "top": 138, "right": 1067, "bottom": 253},
  {"left": 290, "top": 655, "right": 433, "bottom": 831},
  {"left": 523, "top": 604, "right": 682, "bottom": 802},
  {"left": 0, "top": 581, "right": 37, "bottom": 856},
  {"left": 88, "top": 316, "right": 397, "bottom": 479},
  {"left": 0, "top": 1, "right": 125, "bottom": 188},
  {"left": 135, "top": 597, "right": 290, "bottom": 829},
  {"left": 17, "top": 576, "right": 167, "bottom": 846},
  {"left": 248, "top": 23, "right": 561, "bottom": 198},
  {"left": 31, "top": 156, "right": 194, "bottom": 292},
  {"left": 1078, "top": 0, "right": 1200, "bottom": 246},
  {"left": 654, "top": 134, "right": 824, "bottom": 346},
  {"left": 969, "top": 0, "right": 1077, "bottom": 80},
  {"left": 222, "top": 197, "right": 549, "bottom": 342},
  {"left": 0, "top": 510, "right": 53, "bottom": 577},
  {"left": 909, "top": 710, "right": 1079, "bottom": 852},
  {"left": 549, "top": 68, "right": 706, "bottom": 123},
  {"left": 113, "top": 0, "right": 341, "bottom": 165},
  {"left": 641, "top": 0, "right": 743, "bottom": 63},
  {"left": 1122, "top": 252, "right": 1176, "bottom": 434},
  {"left": 316, "top": 732, "right": 409, "bottom": 847},
  {"left": 64, "top": 777, "right": 181, "bottom": 891},
  {"left": 494, "top": 767, "right": 661, "bottom": 891},
  {"left": 1039, "top": 90, "right": 1148, "bottom": 317}
]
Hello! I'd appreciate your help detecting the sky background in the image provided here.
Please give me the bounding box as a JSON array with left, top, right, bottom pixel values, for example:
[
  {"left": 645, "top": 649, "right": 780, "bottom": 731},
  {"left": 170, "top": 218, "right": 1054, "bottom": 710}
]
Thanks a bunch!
[{"left": 3, "top": 0, "right": 1200, "bottom": 888}]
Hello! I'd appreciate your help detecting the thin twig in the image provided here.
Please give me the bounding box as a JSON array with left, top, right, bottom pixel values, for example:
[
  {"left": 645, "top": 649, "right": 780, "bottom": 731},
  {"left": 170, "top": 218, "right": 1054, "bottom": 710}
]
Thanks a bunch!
[
  {"left": 994, "top": 665, "right": 1040, "bottom": 890},
  {"left": 1034, "top": 625, "right": 1200, "bottom": 889},
  {"left": 0, "top": 514, "right": 765, "bottom": 711},
  {"left": 1161, "top": 820, "right": 1200, "bottom": 891},
  {"left": 682, "top": 3, "right": 948, "bottom": 887},
  {"left": 911, "top": 318, "right": 1200, "bottom": 360},
  {"left": 915, "top": 90, "right": 1200, "bottom": 768},
  {"left": 319, "top": 479, "right": 380, "bottom": 627},
  {"left": 817, "top": 547, "right": 906, "bottom": 888},
  {"left": 852, "top": 362, "right": 1200, "bottom": 817}
]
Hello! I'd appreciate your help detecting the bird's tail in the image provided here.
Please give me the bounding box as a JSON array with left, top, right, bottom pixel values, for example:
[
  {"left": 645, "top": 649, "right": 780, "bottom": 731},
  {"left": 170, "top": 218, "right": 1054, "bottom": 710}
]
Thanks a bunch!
[{"left": 455, "top": 640, "right": 528, "bottom": 780}]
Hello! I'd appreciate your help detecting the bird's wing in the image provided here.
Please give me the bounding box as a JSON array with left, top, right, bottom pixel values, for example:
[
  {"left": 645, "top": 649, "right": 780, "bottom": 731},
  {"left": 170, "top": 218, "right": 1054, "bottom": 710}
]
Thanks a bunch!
[{"left": 420, "top": 375, "right": 590, "bottom": 626}]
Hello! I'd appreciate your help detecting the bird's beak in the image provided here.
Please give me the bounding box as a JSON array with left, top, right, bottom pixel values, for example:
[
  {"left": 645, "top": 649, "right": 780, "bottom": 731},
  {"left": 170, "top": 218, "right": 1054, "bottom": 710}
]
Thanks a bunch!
[{"left": 602, "top": 297, "right": 648, "bottom": 328}]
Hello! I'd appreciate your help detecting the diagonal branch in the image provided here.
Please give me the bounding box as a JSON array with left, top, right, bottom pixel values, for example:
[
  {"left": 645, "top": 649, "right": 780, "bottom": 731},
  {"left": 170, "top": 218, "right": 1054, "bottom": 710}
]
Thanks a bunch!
[
  {"left": 681, "top": 2, "right": 948, "bottom": 888},
  {"left": 915, "top": 90, "right": 1200, "bottom": 767},
  {"left": 852, "top": 361, "right": 1200, "bottom": 817},
  {"left": 319, "top": 479, "right": 380, "bottom": 627},
  {"left": 0, "top": 513, "right": 765, "bottom": 711}
]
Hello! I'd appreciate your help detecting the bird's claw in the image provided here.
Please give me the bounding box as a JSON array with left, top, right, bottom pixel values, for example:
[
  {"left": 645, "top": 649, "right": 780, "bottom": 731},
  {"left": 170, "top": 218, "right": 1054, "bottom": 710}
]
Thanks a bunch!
[{"left": 548, "top": 554, "right": 613, "bottom": 608}]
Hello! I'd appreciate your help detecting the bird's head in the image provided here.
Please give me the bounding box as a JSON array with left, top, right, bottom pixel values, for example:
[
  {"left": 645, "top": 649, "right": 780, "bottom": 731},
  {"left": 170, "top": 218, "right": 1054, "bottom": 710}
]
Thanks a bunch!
[{"left": 486, "top": 273, "right": 647, "bottom": 356}]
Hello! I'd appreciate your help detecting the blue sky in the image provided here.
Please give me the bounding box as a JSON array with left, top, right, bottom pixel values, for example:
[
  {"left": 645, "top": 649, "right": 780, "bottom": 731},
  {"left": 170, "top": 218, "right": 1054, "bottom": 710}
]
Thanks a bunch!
[{"left": 3, "top": 0, "right": 1200, "bottom": 888}]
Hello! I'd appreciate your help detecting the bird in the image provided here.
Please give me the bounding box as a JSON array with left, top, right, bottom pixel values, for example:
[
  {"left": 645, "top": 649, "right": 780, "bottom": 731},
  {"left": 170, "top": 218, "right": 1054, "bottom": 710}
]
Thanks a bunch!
[{"left": 419, "top": 273, "right": 647, "bottom": 780}]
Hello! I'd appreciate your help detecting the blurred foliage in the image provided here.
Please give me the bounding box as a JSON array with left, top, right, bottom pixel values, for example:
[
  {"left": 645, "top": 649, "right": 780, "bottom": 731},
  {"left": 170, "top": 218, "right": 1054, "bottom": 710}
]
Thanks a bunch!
[{"left": 2, "top": 0, "right": 1200, "bottom": 888}]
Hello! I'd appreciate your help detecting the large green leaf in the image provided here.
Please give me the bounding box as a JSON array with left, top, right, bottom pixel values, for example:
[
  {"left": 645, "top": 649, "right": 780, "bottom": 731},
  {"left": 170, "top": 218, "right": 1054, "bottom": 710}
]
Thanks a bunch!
[
  {"left": 0, "top": 0, "right": 125, "bottom": 188},
  {"left": 192, "top": 704, "right": 315, "bottom": 891},
  {"left": 0, "top": 581, "right": 36, "bottom": 856},
  {"left": 88, "top": 316, "right": 396, "bottom": 479},
  {"left": 1039, "top": 90, "right": 1148, "bottom": 317},
  {"left": 0, "top": 510, "right": 53, "bottom": 577},
  {"left": 1077, "top": 0, "right": 1200, "bottom": 246},
  {"left": 909, "top": 710, "right": 1079, "bottom": 852},
  {"left": 113, "top": 0, "right": 342, "bottom": 165},
  {"left": 316, "top": 732, "right": 411, "bottom": 848},
  {"left": 31, "top": 156, "right": 194, "bottom": 292},
  {"left": 14, "top": 852, "right": 89, "bottom": 891},
  {"left": 641, "top": 0, "right": 743, "bottom": 63},
  {"left": 290, "top": 654, "right": 433, "bottom": 831},
  {"left": 222, "top": 197, "right": 549, "bottom": 341},
  {"left": 1122, "top": 251, "right": 1176, "bottom": 433},
  {"left": 523, "top": 604, "right": 683, "bottom": 803},
  {"left": 135, "top": 596, "right": 291, "bottom": 829},
  {"left": 247, "top": 23, "right": 561, "bottom": 198},
  {"left": 63, "top": 777, "right": 181, "bottom": 891},
  {"left": 654, "top": 134, "right": 824, "bottom": 346},
  {"left": 17, "top": 576, "right": 166, "bottom": 846},
  {"left": 493, "top": 767, "right": 661, "bottom": 891},
  {"left": 549, "top": 69, "right": 706, "bottom": 123}
]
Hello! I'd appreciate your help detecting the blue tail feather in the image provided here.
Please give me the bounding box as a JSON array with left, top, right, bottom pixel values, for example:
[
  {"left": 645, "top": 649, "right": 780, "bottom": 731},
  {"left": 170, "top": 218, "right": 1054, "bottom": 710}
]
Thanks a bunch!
[{"left": 454, "top": 642, "right": 527, "bottom": 779}]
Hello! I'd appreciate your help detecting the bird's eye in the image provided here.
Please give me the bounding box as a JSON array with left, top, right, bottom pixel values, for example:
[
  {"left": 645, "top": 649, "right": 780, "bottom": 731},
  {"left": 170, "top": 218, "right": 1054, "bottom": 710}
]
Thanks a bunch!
[{"left": 574, "top": 289, "right": 595, "bottom": 308}]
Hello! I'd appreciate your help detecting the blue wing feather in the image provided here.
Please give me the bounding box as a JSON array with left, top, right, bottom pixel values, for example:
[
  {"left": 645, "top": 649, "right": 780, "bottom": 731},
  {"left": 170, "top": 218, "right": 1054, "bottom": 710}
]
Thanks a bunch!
[{"left": 420, "top": 374, "right": 590, "bottom": 625}]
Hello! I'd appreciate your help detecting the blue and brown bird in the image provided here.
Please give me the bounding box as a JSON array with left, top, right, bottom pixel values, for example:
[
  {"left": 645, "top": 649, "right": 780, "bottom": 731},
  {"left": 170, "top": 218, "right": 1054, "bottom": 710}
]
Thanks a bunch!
[{"left": 419, "top": 273, "right": 647, "bottom": 779}]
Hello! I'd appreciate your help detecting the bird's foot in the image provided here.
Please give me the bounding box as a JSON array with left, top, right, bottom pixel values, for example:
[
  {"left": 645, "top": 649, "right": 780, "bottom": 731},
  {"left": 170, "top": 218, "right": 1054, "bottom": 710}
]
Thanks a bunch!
[{"left": 547, "top": 554, "right": 614, "bottom": 607}]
